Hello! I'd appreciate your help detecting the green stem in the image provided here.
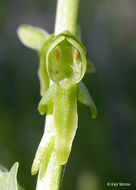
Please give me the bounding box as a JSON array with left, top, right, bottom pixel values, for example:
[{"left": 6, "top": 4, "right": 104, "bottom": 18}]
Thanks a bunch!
[
  {"left": 37, "top": 148, "right": 63, "bottom": 190},
  {"left": 36, "top": 115, "right": 63, "bottom": 190},
  {"left": 55, "top": 0, "right": 79, "bottom": 35}
]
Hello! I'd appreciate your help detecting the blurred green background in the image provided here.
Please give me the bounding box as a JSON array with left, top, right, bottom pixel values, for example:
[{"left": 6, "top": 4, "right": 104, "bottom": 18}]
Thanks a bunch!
[{"left": 0, "top": 0, "right": 136, "bottom": 189}]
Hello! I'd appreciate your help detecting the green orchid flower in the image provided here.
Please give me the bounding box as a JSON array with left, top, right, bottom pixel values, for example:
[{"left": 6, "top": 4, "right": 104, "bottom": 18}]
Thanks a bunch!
[{"left": 17, "top": 24, "right": 97, "bottom": 175}]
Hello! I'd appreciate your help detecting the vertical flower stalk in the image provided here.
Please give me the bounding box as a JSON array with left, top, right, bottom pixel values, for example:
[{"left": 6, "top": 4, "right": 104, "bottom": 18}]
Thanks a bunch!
[{"left": 55, "top": 0, "right": 79, "bottom": 35}]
